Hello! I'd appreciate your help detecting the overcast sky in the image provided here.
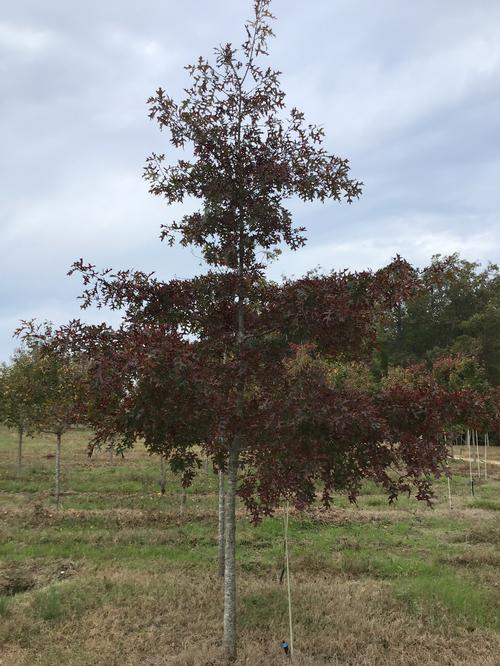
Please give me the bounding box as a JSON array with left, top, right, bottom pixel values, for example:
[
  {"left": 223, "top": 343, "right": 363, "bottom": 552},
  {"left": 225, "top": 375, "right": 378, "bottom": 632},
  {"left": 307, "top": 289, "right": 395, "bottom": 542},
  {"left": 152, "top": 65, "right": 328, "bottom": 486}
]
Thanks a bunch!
[{"left": 1, "top": 0, "right": 499, "bottom": 362}]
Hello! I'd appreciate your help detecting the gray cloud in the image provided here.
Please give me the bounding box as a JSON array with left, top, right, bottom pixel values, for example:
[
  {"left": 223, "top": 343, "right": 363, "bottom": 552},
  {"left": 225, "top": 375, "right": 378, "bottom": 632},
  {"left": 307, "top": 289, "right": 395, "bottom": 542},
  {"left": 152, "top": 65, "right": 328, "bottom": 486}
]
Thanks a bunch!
[{"left": 1, "top": 0, "right": 499, "bottom": 361}]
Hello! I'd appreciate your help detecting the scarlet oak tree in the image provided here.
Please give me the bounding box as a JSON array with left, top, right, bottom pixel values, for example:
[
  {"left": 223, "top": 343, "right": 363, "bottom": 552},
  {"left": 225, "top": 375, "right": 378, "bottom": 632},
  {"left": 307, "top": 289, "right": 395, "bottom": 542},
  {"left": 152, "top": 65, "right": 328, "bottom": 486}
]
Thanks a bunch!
[
  {"left": 40, "top": 1, "right": 483, "bottom": 661},
  {"left": 80, "top": 2, "right": 362, "bottom": 657}
]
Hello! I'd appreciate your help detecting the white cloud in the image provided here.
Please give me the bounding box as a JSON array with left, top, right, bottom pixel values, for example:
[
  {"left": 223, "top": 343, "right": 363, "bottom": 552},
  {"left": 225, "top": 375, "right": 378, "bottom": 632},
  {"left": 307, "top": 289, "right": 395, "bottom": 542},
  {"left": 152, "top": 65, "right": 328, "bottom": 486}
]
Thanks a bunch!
[
  {"left": 284, "top": 28, "right": 500, "bottom": 155},
  {"left": 0, "top": 21, "right": 52, "bottom": 53},
  {"left": 269, "top": 216, "right": 500, "bottom": 278},
  {"left": 1, "top": 0, "right": 499, "bottom": 361}
]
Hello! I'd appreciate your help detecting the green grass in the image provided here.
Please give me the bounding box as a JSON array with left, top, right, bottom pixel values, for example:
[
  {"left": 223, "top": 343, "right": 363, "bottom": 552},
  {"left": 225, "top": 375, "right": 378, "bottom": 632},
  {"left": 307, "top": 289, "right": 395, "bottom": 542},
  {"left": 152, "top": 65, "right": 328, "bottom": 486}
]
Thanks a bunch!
[
  {"left": 34, "top": 587, "right": 63, "bottom": 621},
  {"left": 0, "top": 425, "right": 499, "bottom": 664},
  {"left": 0, "top": 595, "right": 9, "bottom": 617},
  {"left": 471, "top": 498, "right": 500, "bottom": 511},
  {"left": 395, "top": 571, "right": 499, "bottom": 632},
  {"left": 241, "top": 589, "right": 290, "bottom": 628}
]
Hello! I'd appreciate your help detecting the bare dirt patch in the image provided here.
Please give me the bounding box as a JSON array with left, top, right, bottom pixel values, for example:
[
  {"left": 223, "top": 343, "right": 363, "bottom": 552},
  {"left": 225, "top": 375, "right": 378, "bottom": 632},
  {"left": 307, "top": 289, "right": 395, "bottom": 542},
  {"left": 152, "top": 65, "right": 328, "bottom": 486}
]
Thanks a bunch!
[{"left": 0, "top": 559, "right": 77, "bottom": 597}]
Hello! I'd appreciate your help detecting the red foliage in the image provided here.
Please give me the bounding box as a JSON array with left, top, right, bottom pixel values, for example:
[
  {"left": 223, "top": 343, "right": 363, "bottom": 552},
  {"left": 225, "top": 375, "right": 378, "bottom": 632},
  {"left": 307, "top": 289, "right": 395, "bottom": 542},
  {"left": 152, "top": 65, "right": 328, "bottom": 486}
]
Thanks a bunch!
[
  {"left": 16, "top": 0, "right": 499, "bottom": 522},
  {"left": 38, "top": 257, "right": 498, "bottom": 518}
]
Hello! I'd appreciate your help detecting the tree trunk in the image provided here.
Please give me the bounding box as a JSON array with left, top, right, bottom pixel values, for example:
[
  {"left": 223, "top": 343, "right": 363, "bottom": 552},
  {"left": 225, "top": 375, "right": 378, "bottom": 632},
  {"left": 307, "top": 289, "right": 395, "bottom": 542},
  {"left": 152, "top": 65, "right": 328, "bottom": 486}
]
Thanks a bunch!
[
  {"left": 484, "top": 433, "right": 488, "bottom": 479},
  {"left": 218, "top": 469, "right": 226, "bottom": 578},
  {"left": 16, "top": 426, "right": 23, "bottom": 475},
  {"left": 55, "top": 433, "right": 61, "bottom": 509},
  {"left": 223, "top": 441, "right": 239, "bottom": 662},
  {"left": 159, "top": 455, "right": 166, "bottom": 496},
  {"left": 222, "top": 136, "right": 246, "bottom": 659},
  {"left": 108, "top": 448, "right": 114, "bottom": 465},
  {"left": 445, "top": 434, "right": 452, "bottom": 510},
  {"left": 223, "top": 289, "right": 244, "bottom": 661},
  {"left": 179, "top": 486, "right": 187, "bottom": 514}
]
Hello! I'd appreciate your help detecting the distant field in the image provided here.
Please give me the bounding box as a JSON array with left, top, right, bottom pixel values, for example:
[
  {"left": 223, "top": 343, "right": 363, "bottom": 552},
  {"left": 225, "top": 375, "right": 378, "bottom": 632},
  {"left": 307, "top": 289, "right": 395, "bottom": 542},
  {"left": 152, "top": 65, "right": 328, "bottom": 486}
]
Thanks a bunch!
[{"left": 0, "top": 425, "right": 499, "bottom": 665}]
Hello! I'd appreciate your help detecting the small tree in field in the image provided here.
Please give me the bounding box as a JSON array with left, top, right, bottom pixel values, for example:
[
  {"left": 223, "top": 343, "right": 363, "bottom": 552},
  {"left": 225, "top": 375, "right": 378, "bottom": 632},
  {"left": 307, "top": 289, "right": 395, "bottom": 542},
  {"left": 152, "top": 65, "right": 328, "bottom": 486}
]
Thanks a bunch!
[
  {"left": 15, "top": 326, "right": 87, "bottom": 509},
  {"left": 0, "top": 349, "right": 41, "bottom": 474}
]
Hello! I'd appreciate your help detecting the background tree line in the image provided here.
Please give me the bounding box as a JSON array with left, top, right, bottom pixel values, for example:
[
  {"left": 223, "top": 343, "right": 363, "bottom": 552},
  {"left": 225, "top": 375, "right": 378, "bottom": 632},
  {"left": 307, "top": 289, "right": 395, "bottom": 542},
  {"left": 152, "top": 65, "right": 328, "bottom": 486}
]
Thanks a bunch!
[{"left": 376, "top": 253, "right": 499, "bottom": 387}]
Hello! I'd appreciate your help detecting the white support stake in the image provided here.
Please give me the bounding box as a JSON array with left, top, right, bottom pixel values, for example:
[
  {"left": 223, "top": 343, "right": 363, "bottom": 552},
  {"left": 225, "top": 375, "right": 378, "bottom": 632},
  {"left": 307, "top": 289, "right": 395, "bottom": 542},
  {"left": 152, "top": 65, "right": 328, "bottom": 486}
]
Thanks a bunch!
[
  {"left": 475, "top": 430, "right": 481, "bottom": 478},
  {"left": 467, "top": 429, "right": 473, "bottom": 496}
]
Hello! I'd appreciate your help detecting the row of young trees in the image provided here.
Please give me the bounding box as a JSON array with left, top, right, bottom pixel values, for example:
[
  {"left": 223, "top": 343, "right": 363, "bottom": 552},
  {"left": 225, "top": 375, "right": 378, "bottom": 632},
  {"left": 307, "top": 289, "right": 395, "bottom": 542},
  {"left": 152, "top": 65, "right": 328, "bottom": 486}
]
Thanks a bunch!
[
  {"left": 1, "top": 2, "right": 499, "bottom": 660},
  {"left": 0, "top": 345, "right": 85, "bottom": 507}
]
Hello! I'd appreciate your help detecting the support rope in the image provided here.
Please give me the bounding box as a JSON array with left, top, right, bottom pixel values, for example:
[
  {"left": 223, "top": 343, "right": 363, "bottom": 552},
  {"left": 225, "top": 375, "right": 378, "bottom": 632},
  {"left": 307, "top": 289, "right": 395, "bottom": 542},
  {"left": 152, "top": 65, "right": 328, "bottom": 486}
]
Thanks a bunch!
[{"left": 284, "top": 502, "right": 294, "bottom": 659}]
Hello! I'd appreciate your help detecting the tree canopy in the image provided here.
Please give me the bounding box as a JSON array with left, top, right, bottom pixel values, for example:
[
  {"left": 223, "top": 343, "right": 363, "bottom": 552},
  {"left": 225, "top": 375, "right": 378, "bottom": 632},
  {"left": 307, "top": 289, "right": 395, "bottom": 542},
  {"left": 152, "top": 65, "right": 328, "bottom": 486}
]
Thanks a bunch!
[{"left": 378, "top": 254, "right": 500, "bottom": 386}]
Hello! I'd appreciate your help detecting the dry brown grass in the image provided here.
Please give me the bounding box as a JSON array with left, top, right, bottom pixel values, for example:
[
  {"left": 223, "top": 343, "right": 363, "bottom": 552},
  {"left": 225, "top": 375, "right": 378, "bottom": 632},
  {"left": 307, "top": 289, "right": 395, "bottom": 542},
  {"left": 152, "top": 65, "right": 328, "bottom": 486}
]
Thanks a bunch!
[
  {"left": 1, "top": 568, "right": 499, "bottom": 666},
  {"left": 1, "top": 427, "right": 499, "bottom": 665},
  {"left": 452, "top": 443, "right": 500, "bottom": 464}
]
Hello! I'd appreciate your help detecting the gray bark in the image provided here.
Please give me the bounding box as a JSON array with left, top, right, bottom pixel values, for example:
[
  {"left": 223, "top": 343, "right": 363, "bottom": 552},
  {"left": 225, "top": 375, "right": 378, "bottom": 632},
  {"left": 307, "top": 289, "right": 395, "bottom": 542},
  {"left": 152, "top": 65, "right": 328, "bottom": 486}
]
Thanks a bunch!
[
  {"left": 16, "top": 427, "right": 23, "bottom": 475},
  {"left": 223, "top": 233, "right": 244, "bottom": 660},
  {"left": 484, "top": 433, "right": 489, "bottom": 479},
  {"left": 55, "top": 432, "right": 61, "bottom": 509},
  {"left": 179, "top": 486, "right": 187, "bottom": 515},
  {"left": 222, "top": 53, "right": 246, "bottom": 658},
  {"left": 445, "top": 434, "right": 452, "bottom": 510},
  {"left": 218, "top": 469, "right": 226, "bottom": 578},
  {"left": 223, "top": 441, "right": 239, "bottom": 661},
  {"left": 159, "top": 455, "right": 166, "bottom": 495}
]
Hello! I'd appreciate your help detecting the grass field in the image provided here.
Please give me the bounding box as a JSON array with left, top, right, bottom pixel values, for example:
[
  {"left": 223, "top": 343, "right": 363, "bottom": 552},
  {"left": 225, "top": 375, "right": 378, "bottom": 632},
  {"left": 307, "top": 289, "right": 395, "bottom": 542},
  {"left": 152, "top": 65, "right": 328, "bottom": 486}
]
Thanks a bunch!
[{"left": 0, "top": 426, "right": 499, "bottom": 665}]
